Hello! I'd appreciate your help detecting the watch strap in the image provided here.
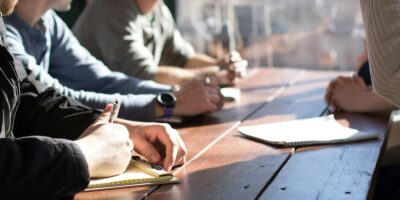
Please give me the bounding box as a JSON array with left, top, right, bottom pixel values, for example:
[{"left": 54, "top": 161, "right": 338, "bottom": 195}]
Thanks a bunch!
[{"left": 163, "top": 107, "right": 174, "bottom": 118}]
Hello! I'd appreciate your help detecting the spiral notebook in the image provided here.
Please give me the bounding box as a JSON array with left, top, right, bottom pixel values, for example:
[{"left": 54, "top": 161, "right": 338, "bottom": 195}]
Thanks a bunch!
[
  {"left": 86, "top": 157, "right": 178, "bottom": 191},
  {"left": 238, "top": 115, "right": 379, "bottom": 147}
]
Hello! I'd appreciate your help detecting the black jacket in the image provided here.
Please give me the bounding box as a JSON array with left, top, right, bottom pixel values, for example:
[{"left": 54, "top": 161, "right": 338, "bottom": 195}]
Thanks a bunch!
[{"left": 0, "top": 18, "right": 100, "bottom": 199}]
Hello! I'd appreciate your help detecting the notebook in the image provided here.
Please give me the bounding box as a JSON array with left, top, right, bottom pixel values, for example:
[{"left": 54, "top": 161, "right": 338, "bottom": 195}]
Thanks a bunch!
[
  {"left": 238, "top": 115, "right": 379, "bottom": 147},
  {"left": 86, "top": 157, "right": 178, "bottom": 191},
  {"left": 221, "top": 87, "right": 241, "bottom": 102}
]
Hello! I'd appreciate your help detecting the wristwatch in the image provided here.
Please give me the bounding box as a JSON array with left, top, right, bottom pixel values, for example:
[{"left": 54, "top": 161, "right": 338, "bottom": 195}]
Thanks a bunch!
[{"left": 157, "top": 92, "right": 177, "bottom": 118}]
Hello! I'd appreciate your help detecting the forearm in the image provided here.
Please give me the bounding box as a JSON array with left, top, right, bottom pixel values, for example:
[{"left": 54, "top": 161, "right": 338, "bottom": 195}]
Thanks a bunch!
[
  {"left": 184, "top": 54, "right": 218, "bottom": 69},
  {"left": 155, "top": 66, "right": 196, "bottom": 85},
  {"left": 155, "top": 66, "right": 220, "bottom": 85},
  {"left": 0, "top": 137, "right": 89, "bottom": 199},
  {"left": 355, "top": 90, "right": 397, "bottom": 113},
  {"left": 14, "top": 86, "right": 99, "bottom": 140},
  {"left": 24, "top": 77, "right": 160, "bottom": 122}
]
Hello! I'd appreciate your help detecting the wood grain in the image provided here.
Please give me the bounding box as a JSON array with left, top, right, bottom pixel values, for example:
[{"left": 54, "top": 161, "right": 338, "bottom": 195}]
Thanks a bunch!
[
  {"left": 75, "top": 67, "right": 304, "bottom": 200},
  {"left": 258, "top": 111, "right": 388, "bottom": 199},
  {"left": 145, "top": 69, "right": 343, "bottom": 200}
]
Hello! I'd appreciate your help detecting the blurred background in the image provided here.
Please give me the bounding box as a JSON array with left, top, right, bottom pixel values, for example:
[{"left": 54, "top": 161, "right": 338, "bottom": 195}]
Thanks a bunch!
[
  {"left": 58, "top": 0, "right": 365, "bottom": 72},
  {"left": 175, "top": 0, "right": 364, "bottom": 71}
]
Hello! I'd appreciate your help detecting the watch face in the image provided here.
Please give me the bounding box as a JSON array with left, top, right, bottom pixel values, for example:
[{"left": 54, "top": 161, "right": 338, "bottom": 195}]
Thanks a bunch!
[{"left": 158, "top": 92, "right": 176, "bottom": 107}]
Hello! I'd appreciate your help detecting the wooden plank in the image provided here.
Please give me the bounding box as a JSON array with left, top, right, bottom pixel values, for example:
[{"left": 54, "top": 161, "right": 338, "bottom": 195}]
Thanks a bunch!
[
  {"left": 259, "top": 94, "right": 388, "bottom": 198},
  {"left": 243, "top": 70, "right": 346, "bottom": 126},
  {"left": 75, "top": 67, "right": 304, "bottom": 200},
  {"left": 145, "top": 69, "right": 341, "bottom": 200},
  {"left": 178, "top": 67, "right": 305, "bottom": 160}
]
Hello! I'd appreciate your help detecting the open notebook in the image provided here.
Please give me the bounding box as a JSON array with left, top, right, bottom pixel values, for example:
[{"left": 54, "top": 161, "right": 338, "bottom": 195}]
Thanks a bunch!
[
  {"left": 86, "top": 157, "right": 178, "bottom": 191},
  {"left": 238, "top": 115, "right": 379, "bottom": 147}
]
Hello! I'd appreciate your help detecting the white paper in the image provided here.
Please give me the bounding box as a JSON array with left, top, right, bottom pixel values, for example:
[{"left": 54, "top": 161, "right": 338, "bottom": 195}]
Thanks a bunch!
[
  {"left": 238, "top": 115, "right": 379, "bottom": 146},
  {"left": 221, "top": 87, "right": 241, "bottom": 102}
]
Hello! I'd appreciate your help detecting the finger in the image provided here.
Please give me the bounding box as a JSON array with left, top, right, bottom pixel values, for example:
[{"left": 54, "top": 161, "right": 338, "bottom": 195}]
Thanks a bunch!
[
  {"left": 325, "top": 81, "right": 336, "bottom": 103},
  {"left": 228, "top": 70, "right": 239, "bottom": 80},
  {"left": 208, "top": 93, "right": 221, "bottom": 105},
  {"left": 133, "top": 137, "right": 162, "bottom": 164},
  {"left": 205, "top": 101, "right": 219, "bottom": 112},
  {"left": 217, "top": 92, "right": 225, "bottom": 109},
  {"left": 355, "top": 76, "right": 366, "bottom": 86},
  {"left": 95, "top": 103, "right": 113, "bottom": 123},
  {"left": 206, "top": 86, "right": 221, "bottom": 96},
  {"left": 127, "top": 139, "right": 134, "bottom": 152},
  {"left": 173, "top": 131, "right": 187, "bottom": 166},
  {"left": 164, "top": 140, "right": 178, "bottom": 172},
  {"left": 156, "top": 127, "right": 178, "bottom": 171}
]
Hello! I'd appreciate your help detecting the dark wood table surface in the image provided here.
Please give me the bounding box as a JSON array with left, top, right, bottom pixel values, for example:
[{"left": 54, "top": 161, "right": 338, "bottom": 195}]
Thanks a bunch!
[{"left": 75, "top": 67, "right": 388, "bottom": 200}]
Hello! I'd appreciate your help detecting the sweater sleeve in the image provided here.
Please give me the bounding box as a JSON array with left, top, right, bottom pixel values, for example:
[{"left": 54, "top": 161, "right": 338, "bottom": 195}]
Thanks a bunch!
[
  {"left": 0, "top": 136, "right": 90, "bottom": 199},
  {"left": 360, "top": 0, "right": 400, "bottom": 107},
  {"left": 74, "top": 0, "right": 160, "bottom": 80},
  {"left": 48, "top": 11, "right": 171, "bottom": 95},
  {"left": 5, "top": 20, "right": 163, "bottom": 121}
]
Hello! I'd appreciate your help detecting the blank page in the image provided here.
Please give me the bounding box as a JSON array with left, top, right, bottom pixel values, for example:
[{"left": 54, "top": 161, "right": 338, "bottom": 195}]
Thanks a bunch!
[{"left": 239, "top": 115, "right": 379, "bottom": 146}]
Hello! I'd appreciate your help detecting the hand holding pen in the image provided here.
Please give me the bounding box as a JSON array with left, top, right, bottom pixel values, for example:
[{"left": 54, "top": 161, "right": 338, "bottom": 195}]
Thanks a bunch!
[{"left": 109, "top": 100, "right": 121, "bottom": 123}]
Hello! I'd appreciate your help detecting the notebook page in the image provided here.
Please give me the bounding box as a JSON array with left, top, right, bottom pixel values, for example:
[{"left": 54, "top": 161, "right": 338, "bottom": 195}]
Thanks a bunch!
[{"left": 239, "top": 115, "right": 379, "bottom": 146}]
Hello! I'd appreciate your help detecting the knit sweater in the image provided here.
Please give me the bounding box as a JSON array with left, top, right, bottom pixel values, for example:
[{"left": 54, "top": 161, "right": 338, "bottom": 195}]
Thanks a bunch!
[{"left": 361, "top": 0, "right": 400, "bottom": 107}]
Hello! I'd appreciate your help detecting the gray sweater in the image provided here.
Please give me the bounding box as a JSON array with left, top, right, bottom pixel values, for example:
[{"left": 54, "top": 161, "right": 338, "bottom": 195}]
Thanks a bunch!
[
  {"left": 361, "top": 0, "right": 400, "bottom": 107},
  {"left": 4, "top": 11, "right": 172, "bottom": 121},
  {"left": 73, "top": 0, "right": 195, "bottom": 80}
]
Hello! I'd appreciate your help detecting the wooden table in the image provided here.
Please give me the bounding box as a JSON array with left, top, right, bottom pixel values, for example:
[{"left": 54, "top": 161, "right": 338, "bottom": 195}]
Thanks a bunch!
[{"left": 75, "top": 67, "right": 388, "bottom": 200}]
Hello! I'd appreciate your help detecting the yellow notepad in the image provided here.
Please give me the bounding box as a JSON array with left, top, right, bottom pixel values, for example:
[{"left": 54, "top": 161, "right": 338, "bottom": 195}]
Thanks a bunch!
[{"left": 86, "top": 157, "right": 178, "bottom": 191}]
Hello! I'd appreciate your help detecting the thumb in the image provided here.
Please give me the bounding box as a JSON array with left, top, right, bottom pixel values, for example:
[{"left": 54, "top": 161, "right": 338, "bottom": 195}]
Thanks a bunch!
[{"left": 96, "top": 103, "right": 113, "bottom": 123}]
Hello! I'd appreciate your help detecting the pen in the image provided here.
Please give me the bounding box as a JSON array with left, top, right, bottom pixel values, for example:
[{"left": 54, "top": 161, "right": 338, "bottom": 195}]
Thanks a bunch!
[{"left": 109, "top": 100, "right": 120, "bottom": 123}]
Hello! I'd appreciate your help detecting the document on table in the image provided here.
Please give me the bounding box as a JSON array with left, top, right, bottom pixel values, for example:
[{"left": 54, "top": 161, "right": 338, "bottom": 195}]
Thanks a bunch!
[
  {"left": 221, "top": 87, "right": 241, "bottom": 102},
  {"left": 86, "top": 157, "right": 178, "bottom": 191},
  {"left": 238, "top": 115, "right": 379, "bottom": 146}
]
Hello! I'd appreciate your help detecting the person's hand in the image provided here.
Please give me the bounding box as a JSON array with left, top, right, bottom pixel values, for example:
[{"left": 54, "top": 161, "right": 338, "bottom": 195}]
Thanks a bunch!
[
  {"left": 325, "top": 78, "right": 338, "bottom": 111},
  {"left": 115, "top": 120, "right": 187, "bottom": 171},
  {"left": 75, "top": 104, "right": 133, "bottom": 178},
  {"left": 173, "top": 78, "right": 224, "bottom": 116},
  {"left": 325, "top": 76, "right": 369, "bottom": 112},
  {"left": 217, "top": 51, "right": 248, "bottom": 85}
]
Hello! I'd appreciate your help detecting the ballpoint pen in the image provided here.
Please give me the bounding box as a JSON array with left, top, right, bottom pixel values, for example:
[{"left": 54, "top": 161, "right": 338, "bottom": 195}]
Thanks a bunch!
[{"left": 109, "top": 100, "right": 120, "bottom": 123}]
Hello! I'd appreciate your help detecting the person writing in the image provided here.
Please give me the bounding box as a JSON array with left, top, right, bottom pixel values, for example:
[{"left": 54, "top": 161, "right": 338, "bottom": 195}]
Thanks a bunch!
[
  {"left": 73, "top": 0, "right": 247, "bottom": 86},
  {"left": 4, "top": 0, "right": 224, "bottom": 122},
  {"left": 0, "top": 1, "right": 186, "bottom": 198}
]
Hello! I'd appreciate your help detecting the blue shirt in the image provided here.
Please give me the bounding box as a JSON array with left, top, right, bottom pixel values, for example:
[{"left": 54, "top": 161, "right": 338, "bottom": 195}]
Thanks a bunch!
[{"left": 4, "top": 10, "right": 171, "bottom": 121}]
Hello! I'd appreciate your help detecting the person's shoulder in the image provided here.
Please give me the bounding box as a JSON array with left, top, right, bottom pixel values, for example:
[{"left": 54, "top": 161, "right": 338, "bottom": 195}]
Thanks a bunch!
[
  {"left": 43, "top": 10, "right": 67, "bottom": 28},
  {"left": 90, "top": 0, "right": 136, "bottom": 13},
  {"left": 3, "top": 12, "right": 25, "bottom": 30},
  {"left": 3, "top": 13, "right": 26, "bottom": 38},
  {"left": 85, "top": 0, "right": 139, "bottom": 23},
  {"left": 158, "top": 2, "right": 174, "bottom": 22}
]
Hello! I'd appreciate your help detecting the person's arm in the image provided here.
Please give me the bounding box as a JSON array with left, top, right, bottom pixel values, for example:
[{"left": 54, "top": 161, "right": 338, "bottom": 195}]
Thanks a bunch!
[
  {"left": 5, "top": 23, "right": 163, "bottom": 121},
  {"left": 183, "top": 54, "right": 219, "bottom": 69},
  {"left": 360, "top": 0, "right": 400, "bottom": 106},
  {"left": 48, "top": 11, "right": 170, "bottom": 95},
  {"left": 0, "top": 136, "right": 90, "bottom": 199},
  {"left": 73, "top": 0, "right": 163, "bottom": 81},
  {"left": 325, "top": 76, "right": 396, "bottom": 113},
  {"left": 1, "top": 105, "right": 132, "bottom": 199}
]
